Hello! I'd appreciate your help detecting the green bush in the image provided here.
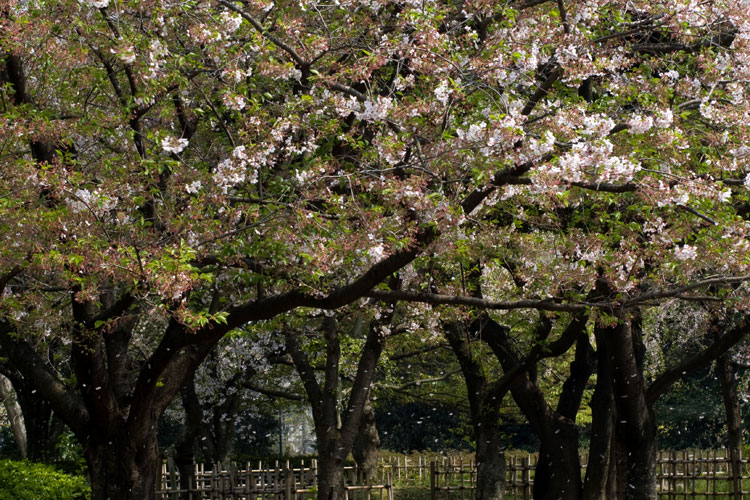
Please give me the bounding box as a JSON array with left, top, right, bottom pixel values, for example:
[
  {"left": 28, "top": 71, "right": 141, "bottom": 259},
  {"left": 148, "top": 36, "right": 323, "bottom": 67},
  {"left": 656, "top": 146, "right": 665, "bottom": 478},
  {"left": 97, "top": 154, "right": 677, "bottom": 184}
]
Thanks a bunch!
[{"left": 0, "top": 460, "right": 89, "bottom": 500}]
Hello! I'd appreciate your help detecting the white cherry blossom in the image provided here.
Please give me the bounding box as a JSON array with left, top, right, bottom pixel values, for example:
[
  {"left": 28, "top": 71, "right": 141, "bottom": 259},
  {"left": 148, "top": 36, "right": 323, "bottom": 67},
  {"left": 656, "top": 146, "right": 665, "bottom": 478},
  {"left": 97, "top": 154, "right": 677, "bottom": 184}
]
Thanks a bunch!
[{"left": 161, "top": 136, "right": 189, "bottom": 154}]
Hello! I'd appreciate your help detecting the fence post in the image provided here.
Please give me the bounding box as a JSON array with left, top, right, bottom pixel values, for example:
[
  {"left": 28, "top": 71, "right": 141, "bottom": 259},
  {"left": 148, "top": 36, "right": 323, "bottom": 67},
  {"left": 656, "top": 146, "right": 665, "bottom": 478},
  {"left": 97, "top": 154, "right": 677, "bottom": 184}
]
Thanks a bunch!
[
  {"left": 738, "top": 447, "right": 744, "bottom": 500},
  {"left": 212, "top": 462, "right": 220, "bottom": 500},
  {"left": 285, "top": 466, "right": 293, "bottom": 500},
  {"left": 521, "top": 456, "right": 531, "bottom": 500},
  {"left": 430, "top": 461, "right": 436, "bottom": 500},
  {"left": 230, "top": 463, "right": 237, "bottom": 498},
  {"left": 167, "top": 456, "right": 178, "bottom": 500},
  {"left": 192, "top": 462, "right": 199, "bottom": 500}
]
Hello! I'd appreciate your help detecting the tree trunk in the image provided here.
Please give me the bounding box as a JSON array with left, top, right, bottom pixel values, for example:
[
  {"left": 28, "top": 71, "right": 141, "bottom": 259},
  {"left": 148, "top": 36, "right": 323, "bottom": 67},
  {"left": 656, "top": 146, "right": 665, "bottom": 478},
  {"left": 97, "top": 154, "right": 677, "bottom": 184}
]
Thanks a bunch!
[
  {"left": 613, "top": 421, "right": 657, "bottom": 500},
  {"left": 608, "top": 315, "right": 657, "bottom": 500},
  {"left": 173, "top": 374, "right": 203, "bottom": 500},
  {"left": 210, "top": 392, "right": 240, "bottom": 465},
  {"left": 444, "top": 321, "right": 506, "bottom": 500},
  {"left": 285, "top": 318, "right": 385, "bottom": 500},
  {"left": 86, "top": 430, "right": 161, "bottom": 500},
  {"left": 531, "top": 420, "right": 581, "bottom": 500},
  {"left": 173, "top": 438, "right": 196, "bottom": 500},
  {"left": 353, "top": 394, "right": 380, "bottom": 483},
  {"left": 719, "top": 354, "right": 743, "bottom": 500},
  {"left": 317, "top": 451, "right": 347, "bottom": 500},
  {"left": 0, "top": 373, "right": 27, "bottom": 458},
  {"left": 534, "top": 330, "right": 594, "bottom": 500},
  {"left": 582, "top": 323, "right": 616, "bottom": 500},
  {"left": 606, "top": 436, "right": 618, "bottom": 500},
  {"left": 476, "top": 314, "right": 588, "bottom": 500},
  {"left": 14, "top": 379, "right": 58, "bottom": 461},
  {"left": 475, "top": 412, "right": 505, "bottom": 500}
]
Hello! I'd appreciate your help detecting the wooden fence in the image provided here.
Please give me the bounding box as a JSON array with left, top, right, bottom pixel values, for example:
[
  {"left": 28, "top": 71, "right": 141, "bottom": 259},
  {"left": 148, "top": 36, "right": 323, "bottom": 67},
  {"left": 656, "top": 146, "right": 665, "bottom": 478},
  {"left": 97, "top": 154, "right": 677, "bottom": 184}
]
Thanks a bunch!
[
  {"left": 430, "top": 455, "right": 532, "bottom": 500},
  {"left": 431, "top": 449, "right": 750, "bottom": 499},
  {"left": 157, "top": 450, "right": 750, "bottom": 500},
  {"left": 156, "top": 459, "right": 393, "bottom": 500},
  {"left": 377, "top": 455, "right": 474, "bottom": 485},
  {"left": 654, "top": 449, "right": 747, "bottom": 498}
]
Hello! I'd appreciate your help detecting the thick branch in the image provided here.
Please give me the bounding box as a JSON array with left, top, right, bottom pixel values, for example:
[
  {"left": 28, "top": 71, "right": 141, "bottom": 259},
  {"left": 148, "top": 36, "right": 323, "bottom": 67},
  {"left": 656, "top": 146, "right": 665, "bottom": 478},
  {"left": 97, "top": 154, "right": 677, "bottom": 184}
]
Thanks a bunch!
[
  {"left": 521, "top": 66, "right": 562, "bottom": 116},
  {"left": 339, "top": 325, "right": 385, "bottom": 455},
  {"left": 646, "top": 320, "right": 750, "bottom": 404},
  {"left": 285, "top": 330, "right": 324, "bottom": 415},
  {"left": 0, "top": 266, "right": 22, "bottom": 293},
  {"left": 322, "top": 317, "right": 341, "bottom": 437},
  {"left": 570, "top": 180, "right": 638, "bottom": 193},
  {"left": 367, "top": 277, "right": 750, "bottom": 313},
  {"left": 0, "top": 321, "right": 89, "bottom": 438},
  {"left": 127, "top": 319, "right": 189, "bottom": 434},
  {"left": 444, "top": 322, "right": 487, "bottom": 421},
  {"left": 376, "top": 369, "right": 461, "bottom": 392},
  {"left": 194, "top": 226, "right": 438, "bottom": 346},
  {"left": 481, "top": 313, "right": 586, "bottom": 398},
  {"left": 388, "top": 343, "right": 447, "bottom": 361},
  {"left": 623, "top": 275, "right": 750, "bottom": 307},
  {"left": 367, "top": 289, "right": 590, "bottom": 313},
  {"left": 71, "top": 297, "right": 120, "bottom": 428}
]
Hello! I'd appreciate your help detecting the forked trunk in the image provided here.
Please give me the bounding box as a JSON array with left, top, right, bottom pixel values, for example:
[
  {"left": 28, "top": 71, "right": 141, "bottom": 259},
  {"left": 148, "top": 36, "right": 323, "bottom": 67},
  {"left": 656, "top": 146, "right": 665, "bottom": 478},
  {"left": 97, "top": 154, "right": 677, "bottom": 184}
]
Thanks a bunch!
[{"left": 443, "top": 320, "right": 506, "bottom": 500}]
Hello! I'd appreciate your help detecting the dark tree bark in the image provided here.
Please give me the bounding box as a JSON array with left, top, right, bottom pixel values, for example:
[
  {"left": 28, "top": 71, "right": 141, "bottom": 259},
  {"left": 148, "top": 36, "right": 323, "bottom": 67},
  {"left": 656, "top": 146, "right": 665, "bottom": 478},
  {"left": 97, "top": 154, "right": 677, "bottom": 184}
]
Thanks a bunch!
[
  {"left": 171, "top": 367, "right": 246, "bottom": 498},
  {"left": 285, "top": 317, "right": 385, "bottom": 500},
  {"left": 536, "top": 323, "right": 594, "bottom": 500},
  {"left": 172, "top": 373, "right": 203, "bottom": 500},
  {"left": 203, "top": 390, "right": 241, "bottom": 465},
  {"left": 0, "top": 304, "right": 215, "bottom": 500},
  {"left": 444, "top": 321, "right": 505, "bottom": 500},
  {"left": 0, "top": 362, "right": 62, "bottom": 461},
  {"left": 606, "top": 314, "right": 658, "bottom": 500},
  {"left": 607, "top": 314, "right": 750, "bottom": 500},
  {"left": 581, "top": 322, "right": 617, "bottom": 500},
  {"left": 478, "top": 314, "right": 589, "bottom": 500},
  {"left": 353, "top": 393, "right": 380, "bottom": 484},
  {"left": 85, "top": 426, "right": 162, "bottom": 500},
  {"left": 0, "top": 236, "right": 423, "bottom": 500},
  {"left": 718, "top": 354, "right": 743, "bottom": 500},
  {"left": 198, "top": 355, "right": 243, "bottom": 466},
  {"left": 17, "top": 388, "right": 59, "bottom": 462}
]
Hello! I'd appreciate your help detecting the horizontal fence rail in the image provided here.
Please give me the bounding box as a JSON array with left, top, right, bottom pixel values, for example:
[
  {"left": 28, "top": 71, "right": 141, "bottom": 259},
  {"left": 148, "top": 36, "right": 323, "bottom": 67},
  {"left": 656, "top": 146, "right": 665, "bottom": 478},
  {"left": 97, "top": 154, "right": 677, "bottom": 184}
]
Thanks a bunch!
[{"left": 158, "top": 450, "right": 748, "bottom": 500}]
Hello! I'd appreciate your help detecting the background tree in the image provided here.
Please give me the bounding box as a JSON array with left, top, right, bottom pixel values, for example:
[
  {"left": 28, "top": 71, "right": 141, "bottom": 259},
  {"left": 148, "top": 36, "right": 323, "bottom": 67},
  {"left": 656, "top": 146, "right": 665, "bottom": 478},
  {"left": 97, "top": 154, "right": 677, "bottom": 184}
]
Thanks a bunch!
[{"left": 284, "top": 312, "right": 386, "bottom": 500}]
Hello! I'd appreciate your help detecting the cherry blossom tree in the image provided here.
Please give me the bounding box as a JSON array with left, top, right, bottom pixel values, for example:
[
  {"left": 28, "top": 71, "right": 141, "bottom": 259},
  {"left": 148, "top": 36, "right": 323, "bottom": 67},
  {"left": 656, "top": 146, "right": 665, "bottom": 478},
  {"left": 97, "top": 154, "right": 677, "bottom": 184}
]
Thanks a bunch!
[{"left": 4, "top": 0, "right": 750, "bottom": 499}]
